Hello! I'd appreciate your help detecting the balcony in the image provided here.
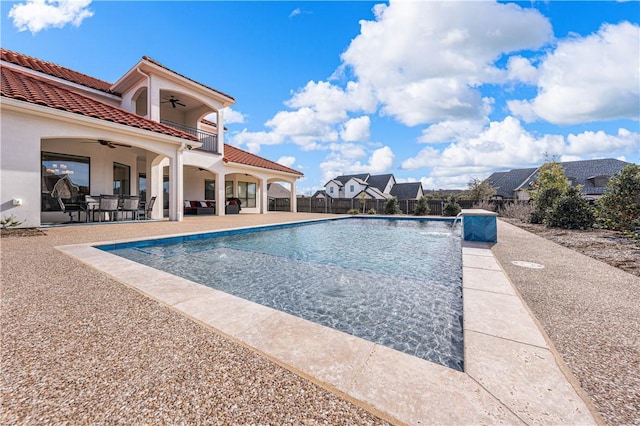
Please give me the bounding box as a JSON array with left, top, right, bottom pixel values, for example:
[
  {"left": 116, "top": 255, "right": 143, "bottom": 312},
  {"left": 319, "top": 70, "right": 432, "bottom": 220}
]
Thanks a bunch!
[{"left": 160, "top": 119, "right": 219, "bottom": 154}]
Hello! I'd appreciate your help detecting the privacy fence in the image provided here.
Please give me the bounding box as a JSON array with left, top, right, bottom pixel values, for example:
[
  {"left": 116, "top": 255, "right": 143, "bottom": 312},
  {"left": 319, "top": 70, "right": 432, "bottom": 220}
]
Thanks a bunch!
[{"left": 270, "top": 198, "right": 487, "bottom": 215}]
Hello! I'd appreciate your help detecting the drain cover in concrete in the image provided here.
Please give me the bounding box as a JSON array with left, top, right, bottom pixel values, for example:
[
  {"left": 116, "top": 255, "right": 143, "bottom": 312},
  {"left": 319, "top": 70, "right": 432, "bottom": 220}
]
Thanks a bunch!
[{"left": 511, "top": 261, "right": 545, "bottom": 269}]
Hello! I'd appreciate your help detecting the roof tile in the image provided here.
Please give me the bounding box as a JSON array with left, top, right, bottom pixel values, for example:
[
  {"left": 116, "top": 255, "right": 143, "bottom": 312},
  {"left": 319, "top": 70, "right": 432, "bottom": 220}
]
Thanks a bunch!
[
  {"left": 2, "top": 48, "right": 118, "bottom": 95},
  {"left": 1, "top": 66, "right": 198, "bottom": 142},
  {"left": 223, "top": 144, "right": 303, "bottom": 176}
]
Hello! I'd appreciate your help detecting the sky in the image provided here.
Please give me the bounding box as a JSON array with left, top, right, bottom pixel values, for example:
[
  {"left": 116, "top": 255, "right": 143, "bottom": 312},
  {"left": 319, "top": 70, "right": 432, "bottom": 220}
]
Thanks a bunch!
[{"left": 2, "top": 0, "right": 639, "bottom": 194}]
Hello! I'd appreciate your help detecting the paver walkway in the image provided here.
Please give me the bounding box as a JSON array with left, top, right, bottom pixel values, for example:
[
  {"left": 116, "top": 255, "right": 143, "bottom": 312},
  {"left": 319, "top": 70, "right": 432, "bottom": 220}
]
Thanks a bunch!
[{"left": 492, "top": 220, "right": 640, "bottom": 425}]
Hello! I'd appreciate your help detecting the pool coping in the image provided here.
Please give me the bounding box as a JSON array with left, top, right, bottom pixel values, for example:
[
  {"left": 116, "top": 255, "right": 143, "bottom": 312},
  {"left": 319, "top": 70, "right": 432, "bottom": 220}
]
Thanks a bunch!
[{"left": 56, "top": 218, "right": 597, "bottom": 425}]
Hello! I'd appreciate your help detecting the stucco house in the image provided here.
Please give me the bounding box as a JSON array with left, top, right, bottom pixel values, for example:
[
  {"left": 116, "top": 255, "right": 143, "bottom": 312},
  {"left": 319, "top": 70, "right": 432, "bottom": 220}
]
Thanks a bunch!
[
  {"left": 486, "top": 159, "right": 632, "bottom": 201},
  {"left": 324, "top": 173, "right": 398, "bottom": 200},
  {"left": 1, "top": 49, "right": 302, "bottom": 227}
]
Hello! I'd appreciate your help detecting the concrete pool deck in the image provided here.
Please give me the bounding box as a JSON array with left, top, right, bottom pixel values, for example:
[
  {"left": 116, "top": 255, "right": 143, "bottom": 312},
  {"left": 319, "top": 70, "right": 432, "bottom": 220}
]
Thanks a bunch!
[{"left": 51, "top": 215, "right": 597, "bottom": 425}]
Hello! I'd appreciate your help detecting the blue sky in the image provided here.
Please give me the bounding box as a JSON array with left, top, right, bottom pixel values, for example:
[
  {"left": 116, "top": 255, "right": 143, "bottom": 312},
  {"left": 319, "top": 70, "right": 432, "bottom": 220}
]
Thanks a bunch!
[{"left": 2, "top": 1, "right": 639, "bottom": 194}]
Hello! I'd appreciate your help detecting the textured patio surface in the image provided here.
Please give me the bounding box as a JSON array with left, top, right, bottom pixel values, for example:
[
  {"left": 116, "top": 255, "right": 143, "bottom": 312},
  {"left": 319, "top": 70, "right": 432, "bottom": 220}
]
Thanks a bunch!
[
  {"left": 1, "top": 214, "right": 392, "bottom": 425},
  {"left": 0, "top": 213, "right": 630, "bottom": 424},
  {"left": 491, "top": 220, "right": 640, "bottom": 426}
]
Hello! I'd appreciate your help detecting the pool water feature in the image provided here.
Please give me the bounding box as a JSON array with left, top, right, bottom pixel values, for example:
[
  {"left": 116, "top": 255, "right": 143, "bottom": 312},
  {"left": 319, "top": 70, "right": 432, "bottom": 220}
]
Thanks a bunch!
[{"left": 102, "top": 218, "right": 464, "bottom": 370}]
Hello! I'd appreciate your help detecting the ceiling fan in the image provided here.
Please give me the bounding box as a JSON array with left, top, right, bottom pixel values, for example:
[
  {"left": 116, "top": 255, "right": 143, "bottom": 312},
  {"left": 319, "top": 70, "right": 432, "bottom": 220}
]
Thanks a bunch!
[
  {"left": 97, "top": 139, "right": 131, "bottom": 149},
  {"left": 162, "top": 95, "right": 186, "bottom": 108}
]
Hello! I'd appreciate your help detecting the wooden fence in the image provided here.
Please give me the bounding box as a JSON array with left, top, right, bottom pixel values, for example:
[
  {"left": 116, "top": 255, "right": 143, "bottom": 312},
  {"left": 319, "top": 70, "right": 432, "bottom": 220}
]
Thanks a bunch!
[{"left": 271, "top": 198, "right": 478, "bottom": 215}]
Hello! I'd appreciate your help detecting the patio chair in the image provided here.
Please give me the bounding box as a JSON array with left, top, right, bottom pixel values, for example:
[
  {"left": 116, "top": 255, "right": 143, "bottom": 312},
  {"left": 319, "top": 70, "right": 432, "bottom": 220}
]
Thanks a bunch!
[
  {"left": 96, "top": 195, "right": 120, "bottom": 222},
  {"left": 50, "top": 176, "right": 86, "bottom": 222},
  {"left": 120, "top": 195, "right": 140, "bottom": 220},
  {"left": 138, "top": 196, "right": 156, "bottom": 220}
]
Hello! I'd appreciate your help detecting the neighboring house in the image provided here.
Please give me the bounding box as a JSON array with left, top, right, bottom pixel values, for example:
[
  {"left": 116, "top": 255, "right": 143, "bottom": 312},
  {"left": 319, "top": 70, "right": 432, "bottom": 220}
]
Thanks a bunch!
[
  {"left": 267, "top": 183, "right": 291, "bottom": 200},
  {"left": 486, "top": 159, "right": 632, "bottom": 201},
  {"left": 1, "top": 49, "right": 302, "bottom": 227},
  {"left": 311, "top": 190, "right": 327, "bottom": 198},
  {"left": 323, "top": 173, "right": 421, "bottom": 200},
  {"left": 390, "top": 182, "right": 424, "bottom": 200}
]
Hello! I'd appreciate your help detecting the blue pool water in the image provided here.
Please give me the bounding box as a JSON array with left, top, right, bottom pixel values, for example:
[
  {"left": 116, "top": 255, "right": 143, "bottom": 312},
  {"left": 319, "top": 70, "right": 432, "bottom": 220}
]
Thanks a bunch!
[{"left": 102, "top": 218, "right": 463, "bottom": 370}]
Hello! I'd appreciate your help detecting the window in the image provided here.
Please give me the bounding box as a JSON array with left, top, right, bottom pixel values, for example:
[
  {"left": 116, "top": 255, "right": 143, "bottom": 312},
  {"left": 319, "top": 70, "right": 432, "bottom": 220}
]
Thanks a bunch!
[
  {"left": 238, "top": 181, "right": 257, "bottom": 208},
  {"left": 350, "top": 184, "right": 355, "bottom": 192},
  {"left": 225, "top": 180, "right": 234, "bottom": 199},
  {"left": 138, "top": 173, "right": 147, "bottom": 202},
  {"left": 41, "top": 152, "right": 90, "bottom": 212},
  {"left": 113, "top": 163, "right": 130, "bottom": 196},
  {"left": 205, "top": 179, "right": 215, "bottom": 200},
  {"left": 330, "top": 187, "right": 334, "bottom": 194}
]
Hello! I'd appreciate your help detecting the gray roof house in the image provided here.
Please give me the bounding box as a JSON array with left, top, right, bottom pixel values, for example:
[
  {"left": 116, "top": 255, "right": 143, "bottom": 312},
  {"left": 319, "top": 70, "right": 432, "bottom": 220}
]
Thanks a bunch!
[
  {"left": 390, "top": 182, "right": 424, "bottom": 200},
  {"left": 324, "top": 173, "right": 424, "bottom": 200},
  {"left": 486, "top": 158, "right": 632, "bottom": 200}
]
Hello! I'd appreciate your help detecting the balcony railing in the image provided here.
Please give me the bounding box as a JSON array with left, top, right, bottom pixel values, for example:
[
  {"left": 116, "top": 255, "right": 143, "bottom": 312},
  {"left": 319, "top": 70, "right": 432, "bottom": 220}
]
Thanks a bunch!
[{"left": 160, "top": 119, "right": 219, "bottom": 154}]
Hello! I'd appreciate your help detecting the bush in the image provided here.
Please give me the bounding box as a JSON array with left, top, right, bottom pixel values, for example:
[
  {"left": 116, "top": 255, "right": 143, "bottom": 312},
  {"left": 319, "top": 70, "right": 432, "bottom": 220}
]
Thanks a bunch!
[
  {"left": 384, "top": 197, "right": 402, "bottom": 215},
  {"left": 367, "top": 208, "right": 377, "bottom": 215},
  {"left": 472, "top": 200, "right": 498, "bottom": 212},
  {"left": 499, "top": 201, "right": 532, "bottom": 222},
  {"left": 545, "top": 187, "right": 595, "bottom": 229},
  {"left": 347, "top": 209, "right": 360, "bottom": 215},
  {"left": 442, "top": 196, "right": 461, "bottom": 217},
  {"left": 530, "top": 186, "right": 563, "bottom": 224},
  {"left": 414, "top": 196, "right": 430, "bottom": 216},
  {"left": 596, "top": 164, "right": 640, "bottom": 232}
]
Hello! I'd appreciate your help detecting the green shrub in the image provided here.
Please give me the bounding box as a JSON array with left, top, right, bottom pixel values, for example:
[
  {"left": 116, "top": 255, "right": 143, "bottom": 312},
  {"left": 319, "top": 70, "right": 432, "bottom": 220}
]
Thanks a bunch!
[
  {"left": 414, "top": 196, "right": 430, "bottom": 216},
  {"left": 545, "top": 187, "right": 595, "bottom": 229},
  {"left": 384, "top": 197, "right": 402, "bottom": 215},
  {"left": 347, "top": 209, "right": 360, "bottom": 215},
  {"left": 442, "top": 196, "right": 461, "bottom": 217},
  {"left": 530, "top": 186, "right": 563, "bottom": 224},
  {"left": 596, "top": 164, "right": 640, "bottom": 232},
  {"left": 367, "top": 208, "right": 377, "bottom": 215}
]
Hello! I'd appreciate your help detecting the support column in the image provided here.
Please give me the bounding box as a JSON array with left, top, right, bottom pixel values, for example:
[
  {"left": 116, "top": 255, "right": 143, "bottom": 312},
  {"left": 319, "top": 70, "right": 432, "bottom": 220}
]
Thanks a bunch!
[
  {"left": 290, "top": 180, "right": 297, "bottom": 212},
  {"left": 260, "top": 177, "right": 269, "bottom": 214},
  {"left": 217, "top": 109, "right": 225, "bottom": 156},
  {"left": 169, "top": 148, "right": 184, "bottom": 221},
  {"left": 148, "top": 154, "right": 164, "bottom": 220},
  {"left": 216, "top": 173, "right": 226, "bottom": 216}
]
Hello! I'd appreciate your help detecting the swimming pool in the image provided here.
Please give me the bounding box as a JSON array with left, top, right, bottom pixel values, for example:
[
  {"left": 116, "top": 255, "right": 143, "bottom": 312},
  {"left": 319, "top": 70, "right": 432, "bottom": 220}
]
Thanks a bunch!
[{"left": 101, "top": 217, "right": 463, "bottom": 370}]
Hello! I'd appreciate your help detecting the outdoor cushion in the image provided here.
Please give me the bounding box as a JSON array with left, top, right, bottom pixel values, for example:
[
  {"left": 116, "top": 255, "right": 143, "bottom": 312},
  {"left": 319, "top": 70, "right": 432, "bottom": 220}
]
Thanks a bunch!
[{"left": 199, "top": 201, "right": 208, "bottom": 208}]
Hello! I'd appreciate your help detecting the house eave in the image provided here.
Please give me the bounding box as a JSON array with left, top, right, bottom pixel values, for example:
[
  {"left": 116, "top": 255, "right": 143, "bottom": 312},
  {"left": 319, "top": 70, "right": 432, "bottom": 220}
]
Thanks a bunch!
[{"left": 1, "top": 97, "right": 202, "bottom": 149}]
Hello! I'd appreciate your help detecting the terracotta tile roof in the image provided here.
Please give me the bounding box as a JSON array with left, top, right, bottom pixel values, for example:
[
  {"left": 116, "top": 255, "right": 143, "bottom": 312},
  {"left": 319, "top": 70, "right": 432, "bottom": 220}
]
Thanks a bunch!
[
  {"left": 143, "top": 56, "right": 235, "bottom": 102},
  {"left": 1, "top": 48, "right": 118, "bottom": 95},
  {"left": 1, "top": 66, "right": 198, "bottom": 142},
  {"left": 224, "top": 144, "right": 303, "bottom": 176}
]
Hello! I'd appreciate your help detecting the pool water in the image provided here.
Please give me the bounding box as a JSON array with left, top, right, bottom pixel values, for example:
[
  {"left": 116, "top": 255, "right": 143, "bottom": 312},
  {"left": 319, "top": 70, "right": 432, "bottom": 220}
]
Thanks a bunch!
[{"left": 103, "top": 218, "right": 464, "bottom": 370}]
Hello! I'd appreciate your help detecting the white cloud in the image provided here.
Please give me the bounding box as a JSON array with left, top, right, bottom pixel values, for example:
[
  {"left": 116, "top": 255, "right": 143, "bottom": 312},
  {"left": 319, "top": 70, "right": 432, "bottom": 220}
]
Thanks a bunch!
[
  {"left": 319, "top": 146, "right": 395, "bottom": 183},
  {"left": 402, "top": 116, "right": 640, "bottom": 188},
  {"left": 222, "top": 107, "right": 245, "bottom": 125},
  {"left": 276, "top": 156, "right": 296, "bottom": 168},
  {"left": 506, "top": 56, "right": 539, "bottom": 84},
  {"left": 229, "top": 129, "right": 284, "bottom": 153},
  {"left": 289, "top": 8, "right": 301, "bottom": 19},
  {"left": 509, "top": 21, "right": 640, "bottom": 124},
  {"left": 418, "top": 120, "right": 487, "bottom": 144},
  {"left": 341, "top": 0, "right": 553, "bottom": 125},
  {"left": 8, "top": 0, "right": 93, "bottom": 34},
  {"left": 328, "top": 143, "right": 367, "bottom": 159},
  {"left": 340, "top": 116, "right": 370, "bottom": 142},
  {"left": 266, "top": 107, "right": 338, "bottom": 148}
]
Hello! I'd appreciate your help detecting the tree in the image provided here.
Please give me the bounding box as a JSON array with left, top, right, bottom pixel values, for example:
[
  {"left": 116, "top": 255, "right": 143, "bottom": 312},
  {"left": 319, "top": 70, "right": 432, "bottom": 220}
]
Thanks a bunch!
[
  {"left": 545, "top": 187, "right": 595, "bottom": 229},
  {"left": 414, "top": 195, "right": 430, "bottom": 216},
  {"left": 529, "top": 161, "right": 569, "bottom": 224},
  {"left": 466, "top": 178, "right": 496, "bottom": 202},
  {"left": 384, "top": 196, "right": 402, "bottom": 215},
  {"left": 596, "top": 164, "right": 640, "bottom": 232},
  {"left": 443, "top": 196, "right": 461, "bottom": 217}
]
